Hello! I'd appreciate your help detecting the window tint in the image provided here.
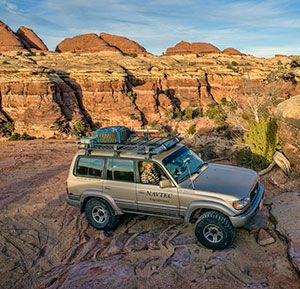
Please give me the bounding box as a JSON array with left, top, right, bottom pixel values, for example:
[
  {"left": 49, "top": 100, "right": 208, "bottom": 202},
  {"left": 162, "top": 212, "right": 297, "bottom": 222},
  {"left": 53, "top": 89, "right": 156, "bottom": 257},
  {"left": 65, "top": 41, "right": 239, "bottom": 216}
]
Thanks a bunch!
[
  {"left": 76, "top": 157, "right": 105, "bottom": 177},
  {"left": 107, "top": 159, "right": 134, "bottom": 182}
]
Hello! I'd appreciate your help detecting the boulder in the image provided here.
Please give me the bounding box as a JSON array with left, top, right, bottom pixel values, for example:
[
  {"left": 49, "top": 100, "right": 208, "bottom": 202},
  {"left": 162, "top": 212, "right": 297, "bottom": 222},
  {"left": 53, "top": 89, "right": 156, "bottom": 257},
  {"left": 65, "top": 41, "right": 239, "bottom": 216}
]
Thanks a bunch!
[
  {"left": 223, "top": 48, "right": 242, "bottom": 55},
  {"left": 275, "top": 95, "right": 300, "bottom": 174},
  {"left": 257, "top": 229, "right": 276, "bottom": 246},
  {"left": 166, "top": 41, "right": 221, "bottom": 55},
  {"left": 0, "top": 20, "right": 26, "bottom": 52},
  {"left": 16, "top": 26, "right": 48, "bottom": 51},
  {"left": 100, "top": 32, "right": 147, "bottom": 54},
  {"left": 55, "top": 33, "right": 119, "bottom": 53}
]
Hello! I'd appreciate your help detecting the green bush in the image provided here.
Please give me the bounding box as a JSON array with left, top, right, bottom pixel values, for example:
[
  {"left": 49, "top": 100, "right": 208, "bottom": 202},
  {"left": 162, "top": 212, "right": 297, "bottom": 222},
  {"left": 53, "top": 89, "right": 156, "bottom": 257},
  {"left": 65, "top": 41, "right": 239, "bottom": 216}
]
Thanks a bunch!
[
  {"left": 244, "top": 117, "right": 280, "bottom": 168},
  {"left": 8, "top": 132, "right": 36, "bottom": 141},
  {"left": 231, "top": 61, "right": 238, "bottom": 66},
  {"left": 3, "top": 121, "right": 14, "bottom": 134},
  {"left": 24, "top": 52, "right": 36, "bottom": 57},
  {"left": 16, "top": 51, "right": 23, "bottom": 56},
  {"left": 127, "top": 53, "right": 137, "bottom": 58},
  {"left": 220, "top": 97, "right": 237, "bottom": 112},
  {"left": 182, "top": 107, "right": 193, "bottom": 120},
  {"left": 148, "top": 121, "right": 160, "bottom": 129},
  {"left": 72, "top": 120, "right": 92, "bottom": 137},
  {"left": 8, "top": 133, "right": 21, "bottom": 140},
  {"left": 39, "top": 52, "right": 46, "bottom": 56},
  {"left": 205, "top": 102, "right": 228, "bottom": 130},
  {"left": 187, "top": 123, "right": 196, "bottom": 135},
  {"left": 2, "top": 60, "right": 10, "bottom": 65},
  {"left": 167, "top": 107, "right": 183, "bottom": 120}
]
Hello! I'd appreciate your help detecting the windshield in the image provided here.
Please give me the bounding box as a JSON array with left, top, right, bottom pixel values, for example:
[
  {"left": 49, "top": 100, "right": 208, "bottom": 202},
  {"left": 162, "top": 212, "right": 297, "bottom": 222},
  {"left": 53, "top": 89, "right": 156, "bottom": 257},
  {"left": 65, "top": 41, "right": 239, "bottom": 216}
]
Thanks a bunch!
[{"left": 162, "top": 146, "right": 205, "bottom": 183}]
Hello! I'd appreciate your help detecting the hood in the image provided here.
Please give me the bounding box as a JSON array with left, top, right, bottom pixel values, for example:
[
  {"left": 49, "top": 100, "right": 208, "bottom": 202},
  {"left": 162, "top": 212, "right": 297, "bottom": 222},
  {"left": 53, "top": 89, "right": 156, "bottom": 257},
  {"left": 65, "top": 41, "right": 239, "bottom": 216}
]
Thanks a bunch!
[{"left": 181, "top": 163, "right": 258, "bottom": 199}]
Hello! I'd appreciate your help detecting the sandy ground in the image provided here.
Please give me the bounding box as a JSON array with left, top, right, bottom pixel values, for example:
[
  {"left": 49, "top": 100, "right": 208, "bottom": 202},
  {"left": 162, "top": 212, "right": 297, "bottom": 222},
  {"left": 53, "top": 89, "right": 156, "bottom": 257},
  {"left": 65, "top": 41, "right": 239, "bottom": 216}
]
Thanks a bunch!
[{"left": 0, "top": 140, "right": 299, "bottom": 289}]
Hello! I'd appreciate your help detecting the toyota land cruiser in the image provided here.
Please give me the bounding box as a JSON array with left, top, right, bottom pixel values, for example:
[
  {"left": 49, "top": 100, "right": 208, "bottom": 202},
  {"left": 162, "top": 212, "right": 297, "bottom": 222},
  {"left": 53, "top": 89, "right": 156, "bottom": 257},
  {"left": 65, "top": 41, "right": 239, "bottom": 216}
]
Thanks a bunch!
[{"left": 66, "top": 131, "right": 264, "bottom": 249}]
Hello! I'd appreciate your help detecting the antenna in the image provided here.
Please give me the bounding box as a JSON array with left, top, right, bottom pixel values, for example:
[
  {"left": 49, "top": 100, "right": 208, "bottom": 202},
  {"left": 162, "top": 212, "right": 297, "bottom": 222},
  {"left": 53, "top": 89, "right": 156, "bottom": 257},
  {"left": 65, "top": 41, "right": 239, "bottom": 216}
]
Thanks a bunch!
[{"left": 184, "top": 157, "right": 195, "bottom": 190}]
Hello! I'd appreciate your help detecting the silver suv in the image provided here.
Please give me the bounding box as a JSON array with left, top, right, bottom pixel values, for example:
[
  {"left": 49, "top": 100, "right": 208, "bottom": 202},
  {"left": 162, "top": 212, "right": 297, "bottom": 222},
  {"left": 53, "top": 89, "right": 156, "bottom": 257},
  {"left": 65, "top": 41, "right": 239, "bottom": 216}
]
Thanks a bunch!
[{"left": 66, "top": 132, "right": 264, "bottom": 250}]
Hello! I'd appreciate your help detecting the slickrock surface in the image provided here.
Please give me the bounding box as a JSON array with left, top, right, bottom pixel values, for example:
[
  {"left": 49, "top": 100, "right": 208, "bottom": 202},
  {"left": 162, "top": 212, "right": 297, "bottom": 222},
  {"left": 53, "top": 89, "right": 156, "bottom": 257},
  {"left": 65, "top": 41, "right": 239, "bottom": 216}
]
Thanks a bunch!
[
  {"left": 0, "top": 140, "right": 299, "bottom": 289},
  {"left": 0, "top": 20, "right": 26, "bottom": 52},
  {"left": 223, "top": 48, "right": 243, "bottom": 55},
  {"left": 100, "top": 32, "right": 147, "bottom": 54},
  {"left": 16, "top": 26, "right": 48, "bottom": 51},
  {"left": 55, "top": 33, "right": 120, "bottom": 53},
  {"left": 166, "top": 41, "right": 221, "bottom": 55},
  {"left": 271, "top": 191, "right": 300, "bottom": 274}
]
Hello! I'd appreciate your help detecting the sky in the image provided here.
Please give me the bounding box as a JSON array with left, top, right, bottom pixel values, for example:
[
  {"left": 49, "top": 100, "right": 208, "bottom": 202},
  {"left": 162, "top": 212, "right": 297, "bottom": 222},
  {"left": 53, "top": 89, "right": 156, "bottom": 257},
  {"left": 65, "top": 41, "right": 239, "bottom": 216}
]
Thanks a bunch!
[{"left": 0, "top": 0, "right": 299, "bottom": 57}]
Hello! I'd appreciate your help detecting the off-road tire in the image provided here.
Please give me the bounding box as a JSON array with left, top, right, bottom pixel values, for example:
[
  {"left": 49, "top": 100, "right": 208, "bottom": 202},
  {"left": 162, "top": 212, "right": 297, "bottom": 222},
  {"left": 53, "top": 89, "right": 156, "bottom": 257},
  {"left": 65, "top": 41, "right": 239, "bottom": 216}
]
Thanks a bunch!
[
  {"left": 85, "top": 198, "right": 119, "bottom": 231},
  {"left": 195, "top": 211, "right": 235, "bottom": 250}
]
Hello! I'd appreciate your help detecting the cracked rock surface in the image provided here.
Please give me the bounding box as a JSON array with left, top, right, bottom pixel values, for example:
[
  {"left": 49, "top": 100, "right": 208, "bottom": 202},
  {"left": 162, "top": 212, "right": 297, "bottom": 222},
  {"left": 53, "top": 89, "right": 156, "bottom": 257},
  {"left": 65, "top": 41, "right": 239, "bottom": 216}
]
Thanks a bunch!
[
  {"left": 0, "top": 141, "right": 300, "bottom": 289},
  {"left": 271, "top": 191, "right": 300, "bottom": 275}
]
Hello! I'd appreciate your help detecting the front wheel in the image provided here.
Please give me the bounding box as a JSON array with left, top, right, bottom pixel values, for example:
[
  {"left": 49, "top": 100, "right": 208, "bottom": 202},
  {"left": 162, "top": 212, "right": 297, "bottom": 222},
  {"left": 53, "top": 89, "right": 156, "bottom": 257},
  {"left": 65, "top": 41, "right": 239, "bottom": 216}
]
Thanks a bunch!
[{"left": 195, "top": 211, "right": 235, "bottom": 250}]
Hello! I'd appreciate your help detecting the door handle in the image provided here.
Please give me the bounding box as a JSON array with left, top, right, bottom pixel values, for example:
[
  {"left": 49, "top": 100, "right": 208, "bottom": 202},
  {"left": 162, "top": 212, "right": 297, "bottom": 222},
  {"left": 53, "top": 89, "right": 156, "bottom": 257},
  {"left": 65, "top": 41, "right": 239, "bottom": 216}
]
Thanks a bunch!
[{"left": 104, "top": 186, "right": 111, "bottom": 190}]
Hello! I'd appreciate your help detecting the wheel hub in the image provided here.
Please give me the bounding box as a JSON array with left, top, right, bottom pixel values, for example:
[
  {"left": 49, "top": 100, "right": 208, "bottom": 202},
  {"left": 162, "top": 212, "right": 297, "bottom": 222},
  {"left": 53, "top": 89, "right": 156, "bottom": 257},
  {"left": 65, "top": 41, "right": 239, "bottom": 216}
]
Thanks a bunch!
[
  {"left": 92, "top": 206, "right": 107, "bottom": 224},
  {"left": 203, "top": 224, "right": 224, "bottom": 243}
]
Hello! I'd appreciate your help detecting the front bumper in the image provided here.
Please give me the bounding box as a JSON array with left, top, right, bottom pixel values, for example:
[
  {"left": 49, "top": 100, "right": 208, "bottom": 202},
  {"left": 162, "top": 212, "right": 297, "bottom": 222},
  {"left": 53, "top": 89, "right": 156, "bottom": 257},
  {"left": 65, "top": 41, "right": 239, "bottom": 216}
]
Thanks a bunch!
[{"left": 230, "top": 183, "right": 264, "bottom": 227}]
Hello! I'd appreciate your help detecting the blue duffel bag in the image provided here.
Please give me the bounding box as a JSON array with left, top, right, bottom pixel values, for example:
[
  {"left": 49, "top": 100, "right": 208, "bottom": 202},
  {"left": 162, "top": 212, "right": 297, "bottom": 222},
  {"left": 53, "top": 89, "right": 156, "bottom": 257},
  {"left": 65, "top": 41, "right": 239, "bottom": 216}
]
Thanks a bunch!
[{"left": 95, "top": 126, "right": 131, "bottom": 144}]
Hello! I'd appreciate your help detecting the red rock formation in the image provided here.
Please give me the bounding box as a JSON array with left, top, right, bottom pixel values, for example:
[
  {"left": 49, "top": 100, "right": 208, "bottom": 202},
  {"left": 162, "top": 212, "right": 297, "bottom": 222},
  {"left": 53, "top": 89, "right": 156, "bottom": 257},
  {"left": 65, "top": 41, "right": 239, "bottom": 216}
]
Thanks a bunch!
[
  {"left": 16, "top": 26, "right": 48, "bottom": 51},
  {"left": 55, "top": 33, "right": 119, "bottom": 53},
  {"left": 223, "top": 48, "right": 242, "bottom": 55},
  {"left": 0, "top": 20, "right": 26, "bottom": 51},
  {"left": 166, "top": 41, "right": 221, "bottom": 55},
  {"left": 100, "top": 32, "right": 147, "bottom": 54}
]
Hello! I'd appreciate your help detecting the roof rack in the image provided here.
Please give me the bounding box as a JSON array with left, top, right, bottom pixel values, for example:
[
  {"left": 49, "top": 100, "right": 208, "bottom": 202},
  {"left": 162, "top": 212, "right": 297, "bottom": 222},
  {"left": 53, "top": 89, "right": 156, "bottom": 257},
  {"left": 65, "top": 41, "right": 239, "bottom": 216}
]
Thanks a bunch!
[{"left": 80, "top": 130, "right": 183, "bottom": 158}]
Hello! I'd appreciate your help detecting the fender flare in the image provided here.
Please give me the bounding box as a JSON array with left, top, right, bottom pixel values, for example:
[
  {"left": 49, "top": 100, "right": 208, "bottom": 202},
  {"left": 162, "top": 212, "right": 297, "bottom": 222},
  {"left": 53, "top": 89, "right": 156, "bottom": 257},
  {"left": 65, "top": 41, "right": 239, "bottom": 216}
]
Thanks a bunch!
[
  {"left": 80, "top": 190, "right": 123, "bottom": 215},
  {"left": 184, "top": 200, "right": 235, "bottom": 223}
]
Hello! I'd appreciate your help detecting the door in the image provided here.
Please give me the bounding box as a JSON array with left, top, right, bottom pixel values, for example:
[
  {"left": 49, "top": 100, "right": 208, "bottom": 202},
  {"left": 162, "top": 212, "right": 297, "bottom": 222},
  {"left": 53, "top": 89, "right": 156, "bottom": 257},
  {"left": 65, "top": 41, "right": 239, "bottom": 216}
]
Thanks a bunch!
[
  {"left": 136, "top": 161, "right": 179, "bottom": 216},
  {"left": 102, "top": 158, "right": 137, "bottom": 210}
]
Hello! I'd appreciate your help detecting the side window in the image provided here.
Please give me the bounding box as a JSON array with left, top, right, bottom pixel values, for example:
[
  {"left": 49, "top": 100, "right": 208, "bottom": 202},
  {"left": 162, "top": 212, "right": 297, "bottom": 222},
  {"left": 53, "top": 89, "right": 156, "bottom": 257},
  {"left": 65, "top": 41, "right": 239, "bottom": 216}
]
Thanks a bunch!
[
  {"left": 76, "top": 157, "right": 105, "bottom": 177},
  {"left": 107, "top": 159, "right": 134, "bottom": 182},
  {"left": 138, "top": 161, "right": 167, "bottom": 185}
]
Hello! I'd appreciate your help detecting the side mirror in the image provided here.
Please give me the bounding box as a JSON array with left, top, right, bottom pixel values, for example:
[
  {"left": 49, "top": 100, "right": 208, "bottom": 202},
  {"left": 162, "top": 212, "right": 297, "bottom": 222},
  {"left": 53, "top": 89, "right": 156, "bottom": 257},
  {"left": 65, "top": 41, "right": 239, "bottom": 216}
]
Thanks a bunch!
[{"left": 159, "top": 179, "right": 173, "bottom": 188}]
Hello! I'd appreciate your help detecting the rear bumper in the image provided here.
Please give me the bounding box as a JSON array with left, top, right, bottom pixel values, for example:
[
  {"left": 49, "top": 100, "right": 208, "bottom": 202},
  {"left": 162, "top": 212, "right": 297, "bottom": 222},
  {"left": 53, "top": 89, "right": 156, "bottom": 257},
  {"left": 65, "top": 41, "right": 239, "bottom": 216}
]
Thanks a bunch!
[
  {"left": 66, "top": 195, "right": 81, "bottom": 209},
  {"left": 230, "top": 183, "right": 264, "bottom": 227}
]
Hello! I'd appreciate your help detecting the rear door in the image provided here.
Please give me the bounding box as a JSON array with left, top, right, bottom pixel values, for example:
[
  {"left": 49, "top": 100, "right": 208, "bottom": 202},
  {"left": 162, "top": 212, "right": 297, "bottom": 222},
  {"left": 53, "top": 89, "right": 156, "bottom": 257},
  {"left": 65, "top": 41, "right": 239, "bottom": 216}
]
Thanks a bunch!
[{"left": 102, "top": 158, "right": 137, "bottom": 210}]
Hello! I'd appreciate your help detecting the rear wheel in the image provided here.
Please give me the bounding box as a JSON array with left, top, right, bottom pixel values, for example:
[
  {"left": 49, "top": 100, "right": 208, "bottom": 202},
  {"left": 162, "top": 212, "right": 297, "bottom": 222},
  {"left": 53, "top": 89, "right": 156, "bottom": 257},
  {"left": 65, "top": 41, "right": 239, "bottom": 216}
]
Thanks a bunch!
[
  {"left": 195, "top": 211, "right": 235, "bottom": 250},
  {"left": 85, "top": 198, "right": 119, "bottom": 230}
]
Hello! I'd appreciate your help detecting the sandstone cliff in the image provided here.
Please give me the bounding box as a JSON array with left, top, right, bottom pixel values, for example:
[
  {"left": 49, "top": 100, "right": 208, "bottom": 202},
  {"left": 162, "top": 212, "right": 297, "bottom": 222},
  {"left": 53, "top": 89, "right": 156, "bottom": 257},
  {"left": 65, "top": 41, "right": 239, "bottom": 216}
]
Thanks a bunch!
[
  {"left": 166, "top": 41, "right": 221, "bottom": 55},
  {"left": 100, "top": 32, "right": 147, "bottom": 54},
  {"left": 16, "top": 26, "right": 48, "bottom": 51},
  {"left": 0, "top": 52, "right": 299, "bottom": 138},
  {"left": 223, "top": 48, "right": 243, "bottom": 55},
  {"left": 55, "top": 33, "right": 120, "bottom": 53},
  {"left": 0, "top": 20, "right": 26, "bottom": 52}
]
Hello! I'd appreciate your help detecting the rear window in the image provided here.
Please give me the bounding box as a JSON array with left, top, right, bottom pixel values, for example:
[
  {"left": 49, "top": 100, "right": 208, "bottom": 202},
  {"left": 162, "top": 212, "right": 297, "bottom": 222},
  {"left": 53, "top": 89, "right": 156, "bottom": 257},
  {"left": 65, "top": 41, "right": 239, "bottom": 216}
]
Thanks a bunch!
[
  {"left": 75, "top": 157, "right": 105, "bottom": 177},
  {"left": 107, "top": 159, "right": 134, "bottom": 182}
]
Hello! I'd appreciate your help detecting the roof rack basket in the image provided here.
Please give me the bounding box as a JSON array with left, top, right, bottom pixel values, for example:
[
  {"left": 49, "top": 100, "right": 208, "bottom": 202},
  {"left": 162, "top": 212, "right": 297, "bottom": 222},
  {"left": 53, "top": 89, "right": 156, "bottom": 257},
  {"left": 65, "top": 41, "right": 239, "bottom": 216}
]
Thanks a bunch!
[{"left": 80, "top": 129, "right": 183, "bottom": 158}]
